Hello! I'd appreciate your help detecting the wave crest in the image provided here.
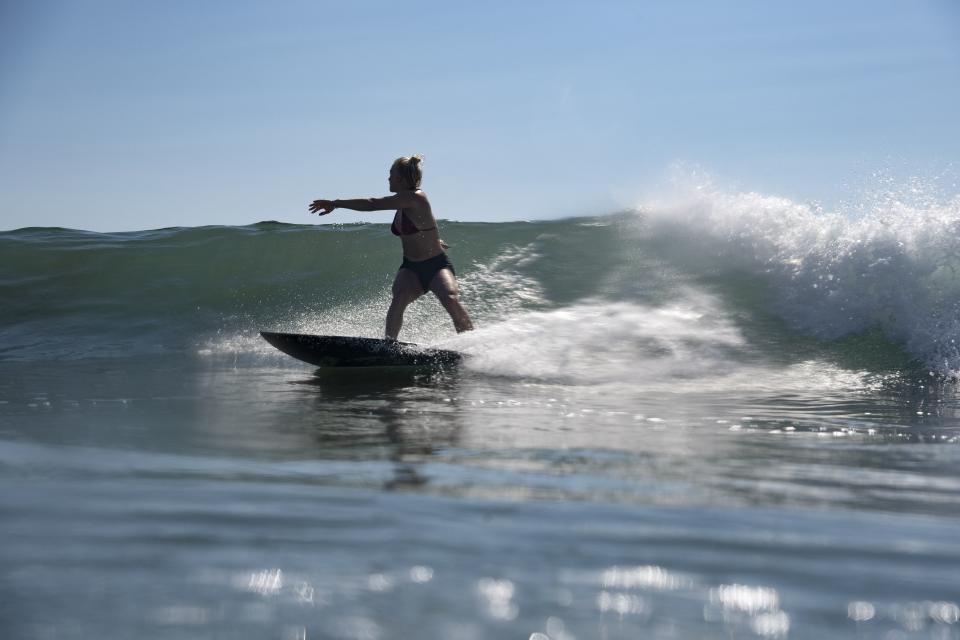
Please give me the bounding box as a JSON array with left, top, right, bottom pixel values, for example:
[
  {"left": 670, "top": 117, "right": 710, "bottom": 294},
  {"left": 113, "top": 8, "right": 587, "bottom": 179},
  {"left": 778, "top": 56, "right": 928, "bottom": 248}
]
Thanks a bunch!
[{"left": 642, "top": 187, "right": 960, "bottom": 375}]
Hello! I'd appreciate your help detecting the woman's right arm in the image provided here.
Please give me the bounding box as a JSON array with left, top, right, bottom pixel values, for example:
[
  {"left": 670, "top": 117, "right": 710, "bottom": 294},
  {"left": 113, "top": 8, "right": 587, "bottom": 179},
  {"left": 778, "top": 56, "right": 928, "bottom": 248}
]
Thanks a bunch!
[{"left": 309, "top": 193, "right": 421, "bottom": 216}]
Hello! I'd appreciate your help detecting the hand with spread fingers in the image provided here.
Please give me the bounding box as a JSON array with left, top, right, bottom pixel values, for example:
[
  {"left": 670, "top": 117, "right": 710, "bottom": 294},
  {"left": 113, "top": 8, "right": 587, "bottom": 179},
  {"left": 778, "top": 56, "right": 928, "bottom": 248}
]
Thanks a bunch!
[{"left": 309, "top": 199, "right": 335, "bottom": 215}]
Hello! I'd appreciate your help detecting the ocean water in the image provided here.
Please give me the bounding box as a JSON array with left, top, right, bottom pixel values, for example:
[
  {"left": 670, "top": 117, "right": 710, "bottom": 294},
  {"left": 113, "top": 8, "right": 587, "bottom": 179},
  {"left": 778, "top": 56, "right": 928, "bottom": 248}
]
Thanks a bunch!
[{"left": 2, "top": 188, "right": 960, "bottom": 639}]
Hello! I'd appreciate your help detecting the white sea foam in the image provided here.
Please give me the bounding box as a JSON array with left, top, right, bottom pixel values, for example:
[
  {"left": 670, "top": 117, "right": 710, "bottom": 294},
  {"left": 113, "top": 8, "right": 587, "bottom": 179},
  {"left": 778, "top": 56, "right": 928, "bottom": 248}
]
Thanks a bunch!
[
  {"left": 447, "top": 293, "right": 746, "bottom": 383},
  {"left": 445, "top": 295, "right": 877, "bottom": 397},
  {"left": 639, "top": 183, "right": 960, "bottom": 376}
]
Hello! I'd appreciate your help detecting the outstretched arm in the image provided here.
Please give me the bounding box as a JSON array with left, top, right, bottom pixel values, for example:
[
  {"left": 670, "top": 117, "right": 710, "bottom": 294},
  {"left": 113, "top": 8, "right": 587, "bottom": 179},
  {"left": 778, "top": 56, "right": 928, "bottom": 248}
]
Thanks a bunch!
[{"left": 309, "top": 192, "right": 421, "bottom": 216}]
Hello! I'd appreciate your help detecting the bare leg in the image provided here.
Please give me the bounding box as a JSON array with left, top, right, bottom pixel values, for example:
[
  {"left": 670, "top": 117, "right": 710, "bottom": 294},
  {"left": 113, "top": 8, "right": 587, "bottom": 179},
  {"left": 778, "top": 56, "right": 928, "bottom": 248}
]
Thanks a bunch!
[
  {"left": 429, "top": 268, "right": 474, "bottom": 333},
  {"left": 386, "top": 269, "right": 424, "bottom": 340}
]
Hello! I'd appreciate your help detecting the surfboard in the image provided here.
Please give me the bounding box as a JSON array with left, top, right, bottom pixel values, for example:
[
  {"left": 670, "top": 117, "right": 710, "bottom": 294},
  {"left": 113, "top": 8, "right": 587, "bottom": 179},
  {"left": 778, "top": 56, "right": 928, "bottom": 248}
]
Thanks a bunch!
[{"left": 260, "top": 332, "right": 462, "bottom": 368}]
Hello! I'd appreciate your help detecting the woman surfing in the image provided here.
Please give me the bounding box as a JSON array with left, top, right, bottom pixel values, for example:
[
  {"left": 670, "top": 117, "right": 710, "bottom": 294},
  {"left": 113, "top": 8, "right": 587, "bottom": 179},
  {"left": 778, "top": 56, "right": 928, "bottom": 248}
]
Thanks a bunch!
[{"left": 309, "top": 155, "right": 474, "bottom": 340}]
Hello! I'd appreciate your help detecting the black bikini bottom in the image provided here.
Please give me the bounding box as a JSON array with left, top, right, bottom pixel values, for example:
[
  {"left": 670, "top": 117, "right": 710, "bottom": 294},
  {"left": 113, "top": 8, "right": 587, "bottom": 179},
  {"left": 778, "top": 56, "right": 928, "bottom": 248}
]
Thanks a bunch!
[{"left": 400, "top": 252, "right": 455, "bottom": 293}]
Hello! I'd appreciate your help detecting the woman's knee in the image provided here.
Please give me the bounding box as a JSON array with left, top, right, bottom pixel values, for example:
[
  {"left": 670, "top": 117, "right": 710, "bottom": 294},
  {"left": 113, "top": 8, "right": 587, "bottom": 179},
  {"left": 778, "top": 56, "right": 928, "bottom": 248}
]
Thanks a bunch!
[
  {"left": 435, "top": 291, "right": 462, "bottom": 309},
  {"left": 429, "top": 269, "right": 459, "bottom": 297}
]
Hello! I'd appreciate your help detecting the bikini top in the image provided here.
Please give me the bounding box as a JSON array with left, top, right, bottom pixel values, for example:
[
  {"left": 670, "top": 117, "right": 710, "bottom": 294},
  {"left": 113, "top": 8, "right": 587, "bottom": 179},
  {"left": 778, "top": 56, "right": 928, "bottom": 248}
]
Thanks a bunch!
[{"left": 391, "top": 209, "right": 437, "bottom": 237}]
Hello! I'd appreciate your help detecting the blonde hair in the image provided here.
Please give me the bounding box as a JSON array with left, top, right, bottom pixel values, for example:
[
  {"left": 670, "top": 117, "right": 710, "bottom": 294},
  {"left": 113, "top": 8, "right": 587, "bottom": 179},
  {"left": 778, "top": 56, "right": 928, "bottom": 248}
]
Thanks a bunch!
[{"left": 392, "top": 154, "right": 424, "bottom": 189}]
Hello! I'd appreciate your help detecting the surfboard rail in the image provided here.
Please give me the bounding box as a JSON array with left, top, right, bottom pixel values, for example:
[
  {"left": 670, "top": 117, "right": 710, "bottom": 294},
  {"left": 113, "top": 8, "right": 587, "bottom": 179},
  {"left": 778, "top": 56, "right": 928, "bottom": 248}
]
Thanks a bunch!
[{"left": 260, "top": 332, "right": 462, "bottom": 368}]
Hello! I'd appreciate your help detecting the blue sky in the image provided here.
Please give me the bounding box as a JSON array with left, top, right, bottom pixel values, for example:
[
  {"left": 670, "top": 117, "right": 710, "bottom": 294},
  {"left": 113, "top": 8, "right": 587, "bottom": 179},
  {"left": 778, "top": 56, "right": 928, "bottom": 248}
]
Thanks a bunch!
[{"left": 1, "top": 0, "right": 958, "bottom": 231}]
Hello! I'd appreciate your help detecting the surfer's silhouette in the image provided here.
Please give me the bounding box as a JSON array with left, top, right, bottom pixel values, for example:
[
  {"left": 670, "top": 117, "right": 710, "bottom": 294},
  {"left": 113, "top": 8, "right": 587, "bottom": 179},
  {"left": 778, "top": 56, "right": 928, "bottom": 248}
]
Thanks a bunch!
[{"left": 309, "top": 155, "right": 474, "bottom": 340}]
